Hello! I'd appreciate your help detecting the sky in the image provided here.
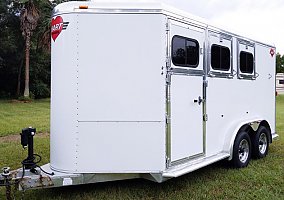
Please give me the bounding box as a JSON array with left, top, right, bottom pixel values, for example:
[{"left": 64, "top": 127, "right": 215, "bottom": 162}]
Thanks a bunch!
[{"left": 162, "top": 0, "right": 284, "bottom": 54}]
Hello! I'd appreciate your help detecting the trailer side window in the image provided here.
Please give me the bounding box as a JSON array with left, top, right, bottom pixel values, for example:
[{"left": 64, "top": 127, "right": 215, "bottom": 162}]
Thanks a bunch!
[
  {"left": 172, "top": 36, "right": 199, "bottom": 68},
  {"left": 211, "top": 44, "right": 230, "bottom": 71},
  {"left": 240, "top": 51, "right": 254, "bottom": 74}
]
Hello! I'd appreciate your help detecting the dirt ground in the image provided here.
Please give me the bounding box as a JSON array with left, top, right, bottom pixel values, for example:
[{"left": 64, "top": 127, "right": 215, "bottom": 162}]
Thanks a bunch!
[{"left": 0, "top": 132, "right": 49, "bottom": 143}]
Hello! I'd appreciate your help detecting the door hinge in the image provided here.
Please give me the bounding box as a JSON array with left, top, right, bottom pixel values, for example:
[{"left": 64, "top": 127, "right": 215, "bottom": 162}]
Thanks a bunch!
[
  {"left": 166, "top": 157, "right": 171, "bottom": 168},
  {"left": 166, "top": 22, "right": 170, "bottom": 32},
  {"left": 203, "top": 80, "right": 208, "bottom": 87},
  {"left": 166, "top": 74, "right": 171, "bottom": 85},
  {"left": 203, "top": 114, "right": 208, "bottom": 121},
  {"left": 166, "top": 115, "right": 171, "bottom": 124},
  {"left": 166, "top": 57, "right": 171, "bottom": 68}
]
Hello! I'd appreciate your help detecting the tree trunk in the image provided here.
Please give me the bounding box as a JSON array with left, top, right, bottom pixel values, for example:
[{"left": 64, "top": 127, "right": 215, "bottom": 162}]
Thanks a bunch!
[
  {"left": 16, "top": 53, "right": 24, "bottom": 97},
  {"left": 23, "top": 34, "right": 30, "bottom": 98}
]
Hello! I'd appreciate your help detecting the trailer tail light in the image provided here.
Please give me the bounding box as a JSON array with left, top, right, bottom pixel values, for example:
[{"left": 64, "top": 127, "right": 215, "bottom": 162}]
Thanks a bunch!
[{"left": 79, "top": 5, "right": 88, "bottom": 9}]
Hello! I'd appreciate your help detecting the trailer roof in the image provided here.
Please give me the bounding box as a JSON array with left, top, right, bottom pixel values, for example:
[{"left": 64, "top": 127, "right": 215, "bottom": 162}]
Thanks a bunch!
[
  {"left": 53, "top": 0, "right": 208, "bottom": 24},
  {"left": 53, "top": 0, "right": 275, "bottom": 48}
]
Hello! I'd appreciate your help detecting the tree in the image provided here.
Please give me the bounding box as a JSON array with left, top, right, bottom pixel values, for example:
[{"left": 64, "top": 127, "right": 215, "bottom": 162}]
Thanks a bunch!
[
  {"left": 0, "top": 0, "right": 86, "bottom": 99},
  {"left": 0, "top": 0, "right": 24, "bottom": 98},
  {"left": 276, "top": 53, "right": 284, "bottom": 74},
  {"left": 19, "top": 0, "right": 79, "bottom": 98},
  {"left": 20, "top": 0, "right": 40, "bottom": 98}
]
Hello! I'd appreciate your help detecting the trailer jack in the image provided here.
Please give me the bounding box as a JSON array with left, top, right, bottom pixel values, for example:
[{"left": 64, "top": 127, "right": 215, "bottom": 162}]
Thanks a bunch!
[
  {"left": 0, "top": 126, "right": 81, "bottom": 198},
  {"left": 0, "top": 127, "right": 55, "bottom": 200},
  {"left": 21, "top": 127, "right": 38, "bottom": 172}
]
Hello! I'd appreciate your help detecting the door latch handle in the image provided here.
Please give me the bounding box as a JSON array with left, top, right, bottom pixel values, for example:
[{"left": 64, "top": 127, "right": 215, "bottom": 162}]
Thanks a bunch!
[{"left": 193, "top": 96, "right": 203, "bottom": 105}]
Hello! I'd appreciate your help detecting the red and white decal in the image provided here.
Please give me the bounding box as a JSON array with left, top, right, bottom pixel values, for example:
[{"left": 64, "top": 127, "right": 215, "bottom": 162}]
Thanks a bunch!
[
  {"left": 270, "top": 48, "right": 275, "bottom": 57},
  {"left": 51, "top": 16, "right": 69, "bottom": 42}
]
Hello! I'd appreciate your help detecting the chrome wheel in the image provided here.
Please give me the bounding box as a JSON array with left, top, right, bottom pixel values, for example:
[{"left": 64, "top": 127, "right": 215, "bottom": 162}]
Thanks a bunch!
[
  {"left": 238, "top": 139, "right": 249, "bottom": 163},
  {"left": 259, "top": 132, "right": 268, "bottom": 154},
  {"left": 232, "top": 131, "right": 251, "bottom": 168}
]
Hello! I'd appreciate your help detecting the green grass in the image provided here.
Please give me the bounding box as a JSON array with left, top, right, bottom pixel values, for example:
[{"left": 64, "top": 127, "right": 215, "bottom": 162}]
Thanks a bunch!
[
  {"left": 0, "top": 97, "right": 283, "bottom": 199},
  {"left": 276, "top": 95, "right": 284, "bottom": 133},
  {"left": 0, "top": 99, "right": 50, "bottom": 137}
]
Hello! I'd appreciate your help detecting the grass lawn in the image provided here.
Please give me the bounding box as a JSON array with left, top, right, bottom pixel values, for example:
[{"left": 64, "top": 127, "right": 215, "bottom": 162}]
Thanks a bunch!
[
  {"left": 0, "top": 96, "right": 283, "bottom": 199},
  {"left": 0, "top": 99, "right": 50, "bottom": 137}
]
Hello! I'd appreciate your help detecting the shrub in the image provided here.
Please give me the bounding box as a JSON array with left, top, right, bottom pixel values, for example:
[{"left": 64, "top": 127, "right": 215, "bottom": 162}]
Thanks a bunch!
[{"left": 31, "top": 81, "right": 50, "bottom": 99}]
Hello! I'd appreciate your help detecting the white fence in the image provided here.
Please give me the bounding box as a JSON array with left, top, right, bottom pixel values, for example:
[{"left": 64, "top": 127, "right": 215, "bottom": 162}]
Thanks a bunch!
[{"left": 276, "top": 73, "right": 284, "bottom": 94}]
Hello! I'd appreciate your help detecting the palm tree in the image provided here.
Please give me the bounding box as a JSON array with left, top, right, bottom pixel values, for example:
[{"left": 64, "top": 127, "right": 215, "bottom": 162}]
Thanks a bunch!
[
  {"left": 20, "top": 0, "right": 40, "bottom": 98},
  {"left": 38, "top": 0, "right": 81, "bottom": 51},
  {"left": 36, "top": 0, "right": 54, "bottom": 52}
]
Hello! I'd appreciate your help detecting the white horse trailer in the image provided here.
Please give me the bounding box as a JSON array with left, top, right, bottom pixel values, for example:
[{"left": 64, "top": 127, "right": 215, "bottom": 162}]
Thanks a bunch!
[{"left": 0, "top": 0, "right": 279, "bottom": 191}]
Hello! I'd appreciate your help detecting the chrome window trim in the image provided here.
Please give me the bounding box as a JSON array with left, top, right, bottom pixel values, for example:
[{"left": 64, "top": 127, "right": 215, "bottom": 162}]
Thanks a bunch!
[
  {"left": 169, "top": 23, "right": 206, "bottom": 76},
  {"left": 171, "top": 35, "right": 200, "bottom": 68},
  {"left": 169, "top": 68, "right": 204, "bottom": 76},
  {"left": 207, "top": 32, "right": 234, "bottom": 79},
  {"left": 237, "top": 39, "right": 256, "bottom": 80}
]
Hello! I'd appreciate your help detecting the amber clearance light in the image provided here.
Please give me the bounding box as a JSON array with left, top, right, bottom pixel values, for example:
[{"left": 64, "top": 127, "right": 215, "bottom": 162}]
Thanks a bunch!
[{"left": 79, "top": 5, "right": 89, "bottom": 9}]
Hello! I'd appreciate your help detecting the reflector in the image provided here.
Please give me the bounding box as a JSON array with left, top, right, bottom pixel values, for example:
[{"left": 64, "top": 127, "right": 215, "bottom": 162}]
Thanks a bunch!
[{"left": 79, "top": 5, "right": 88, "bottom": 9}]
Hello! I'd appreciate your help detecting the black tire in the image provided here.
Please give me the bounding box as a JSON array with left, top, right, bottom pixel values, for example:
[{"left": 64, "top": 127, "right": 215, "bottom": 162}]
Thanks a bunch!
[
  {"left": 252, "top": 126, "right": 269, "bottom": 159},
  {"left": 232, "top": 131, "right": 251, "bottom": 168}
]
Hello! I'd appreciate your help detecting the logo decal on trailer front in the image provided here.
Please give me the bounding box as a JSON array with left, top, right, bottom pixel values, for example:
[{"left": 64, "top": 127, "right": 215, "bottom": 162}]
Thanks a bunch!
[
  {"left": 51, "top": 16, "right": 69, "bottom": 41},
  {"left": 270, "top": 48, "right": 275, "bottom": 57}
]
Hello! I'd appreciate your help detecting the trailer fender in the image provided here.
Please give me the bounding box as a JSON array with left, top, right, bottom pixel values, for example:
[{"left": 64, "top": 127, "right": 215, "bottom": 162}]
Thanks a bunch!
[{"left": 224, "top": 119, "right": 266, "bottom": 161}]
